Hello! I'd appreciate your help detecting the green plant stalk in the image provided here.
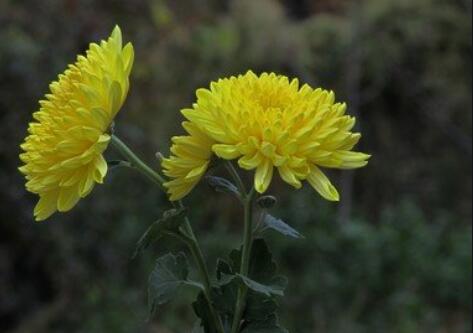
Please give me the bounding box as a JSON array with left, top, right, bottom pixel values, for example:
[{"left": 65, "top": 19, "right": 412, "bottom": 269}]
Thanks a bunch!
[
  {"left": 110, "top": 135, "right": 224, "bottom": 333},
  {"left": 110, "top": 135, "right": 166, "bottom": 191},
  {"left": 225, "top": 161, "right": 247, "bottom": 195},
  {"left": 178, "top": 202, "right": 226, "bottom": 333},
  {"left": 172, "top": 227, "right": 225, "bottom": 333},
  {"left": 230, "top": 191, "right": 254, "bottom": 333},
  {"left": 224, "top": 162, "right": 255, "bottom": 332},
  {"left": 230, "top": 188, "right": 255, "bottom": 333}
]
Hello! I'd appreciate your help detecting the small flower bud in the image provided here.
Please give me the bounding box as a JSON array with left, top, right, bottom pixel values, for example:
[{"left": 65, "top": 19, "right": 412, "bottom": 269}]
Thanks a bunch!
[
  {"left": 257, "top": 195, "right": 277, "bottom": 209},
  {"left": 155, "top": 152, "right": 164, "bottom": 162}
]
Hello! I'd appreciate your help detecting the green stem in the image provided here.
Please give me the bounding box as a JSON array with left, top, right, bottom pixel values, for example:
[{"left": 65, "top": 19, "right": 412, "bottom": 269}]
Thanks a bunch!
[
  {"left": 225, "top": 161, "right": 247, "bottom": 196},
  {"left": 178, "top": 202, "right": 226, "bottom": 333},
  {"left": 230, "top": 188, "right": 255, "bottom": 333},
  {"left": 110, "top": 135, "right": 166, "bottom": 191},
  {"left": 177, "top": 228, "right": 225, "bottom": 333},
  {"left": 110, "top": 134, "right": 224, "bottom": 333}
]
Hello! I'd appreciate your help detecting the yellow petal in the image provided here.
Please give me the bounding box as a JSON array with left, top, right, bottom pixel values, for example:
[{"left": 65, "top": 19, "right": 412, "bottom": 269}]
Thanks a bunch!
[
  {"left": 254, "top": 158, "right": 273, "bottom": 193},
  {"left": 34, "top": 191, "right": 59, "bottom": 222},
  {"left": 122, "top": 42, "right": 135, "bottom": 76},
  {"left": 57, "top": 186, "right": 81, "bottom": 212},
  {"left": 93, "top": 154, "right": 108, "bottom": 183},
  {"left": 238, "top": 152, "right": 263, "bottom": 170},
  {"left": 278, "top": 165, "right": 302, "bottom": 189},
  {"left": 79, "top": 166, "right": 95, "bottom": 197},
  {"left": 334, "top": 151, "right": 371, "bottom": 169},
  {"left": 307, "top": 165, "right": 339, "bottom": 201},
  {"left": 185, "top": 162, "right": 209, "bottom": 180},
  {"left": 212, "top": 144, "right": 240, "bottom": 159}
]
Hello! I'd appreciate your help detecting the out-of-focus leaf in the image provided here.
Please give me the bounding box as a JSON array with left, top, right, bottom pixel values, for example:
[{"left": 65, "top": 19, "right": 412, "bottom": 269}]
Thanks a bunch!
[
  {"left": 212, "top": 239, "right": 288, "bottom": 331},
  {"left": 132, "top": 207, "right": 187, "bottom": 258},
  {"left": 220, "top": 273, "right": 286, "bottom": 297},
  {"left": 258, "top": 214, "right": 304, "bottom": 239},
  {"left": 191, "top": 320, "right": 205, "bottom": 333},
  {"left": 205, "top": 176, "right": 240, "bottom": 197},
  {"left": 241, "top": 314, "right": 288, "bottom": 333},
  {"left": 245, "top": 291, "right": 278, "bottom": 322},
  {"left": 192, "top": 291, "right": 219, "bottom": 333},
  {"left": 148, "top": 252, "right": 203, "bottom": 316}
]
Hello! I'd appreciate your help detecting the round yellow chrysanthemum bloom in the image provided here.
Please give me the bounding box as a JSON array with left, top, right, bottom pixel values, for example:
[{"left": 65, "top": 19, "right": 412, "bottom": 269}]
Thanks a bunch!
[
  {"left": 162, "top": 71, "right": 370, "bottom": 201},
  {"left": 19, "top": 26, "right": 134, "bottom": 221}
]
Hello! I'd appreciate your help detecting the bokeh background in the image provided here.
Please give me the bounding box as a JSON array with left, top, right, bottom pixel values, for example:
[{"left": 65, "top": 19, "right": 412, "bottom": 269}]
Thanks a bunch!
[{"left": 1, "top": 0, "right": 471, "bottom": 332}]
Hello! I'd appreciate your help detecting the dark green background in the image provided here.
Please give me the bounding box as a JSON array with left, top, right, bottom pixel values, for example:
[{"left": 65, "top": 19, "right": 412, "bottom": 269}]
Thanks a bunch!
[{"left": 1, "top": 0, "right": 471, "bottom": 332}]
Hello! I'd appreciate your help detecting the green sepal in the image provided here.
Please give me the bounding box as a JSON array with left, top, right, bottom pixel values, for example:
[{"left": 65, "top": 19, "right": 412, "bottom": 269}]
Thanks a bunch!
[
  {"left": 148, "top": 252, "right": 203, "bottom": 316},
  {"left": 256, "top": 195, "right": 277, "bottom": 209}
]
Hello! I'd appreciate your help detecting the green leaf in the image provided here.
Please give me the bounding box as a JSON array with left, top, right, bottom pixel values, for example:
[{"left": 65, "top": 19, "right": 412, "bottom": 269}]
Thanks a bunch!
[
  {"left": 212, "top": 240, "right": 289, "bottom": 332},
  {"left": 248, "top": 239, "right": 278, "bottom": 283},
  {"left": 216, "top": 258, "right": 233, "bottom": 280},
  {"left": 192, "top": 292, "right": 219, "bottom": 333},
  {"left": 220, "top": 239, "right": 288, "bottom": 295},
  {"left": 238, "top": 274, "right": 287, "bottom": 297},
  {"left": 205, "top": 176, "right": 240, "bottom": 197},
  {"left": 245, "top": 291, "right": 278, "bottom": 322},
  {"left": 191, "top": 321, "right": 205, "bottom": 333},
  {"left": 258, "top": 214, "right": 304, "bottom": 239},
  {"left": 148, "top": 252, "right": 203, "bottom": 316},
  {"left": 133, "top": 207, "right": 187, "bottom": 258},
  {"left": 220, "top": 273, "right": 286, "bottom": 297},
  {"left": 213, "top": 259, "right": 239, "bottom": 322},
  {"left": 241, "top": 314, "right": 288, "bottom": 333}
]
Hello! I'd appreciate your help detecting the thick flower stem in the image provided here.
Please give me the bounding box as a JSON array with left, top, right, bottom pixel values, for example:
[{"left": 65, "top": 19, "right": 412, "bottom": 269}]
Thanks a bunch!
[
  {"left": 110, "top": 135, "right": 224, "bottom": 333},
  {"left": 230, "top": 188, "right": 255, "bottom": 333}
]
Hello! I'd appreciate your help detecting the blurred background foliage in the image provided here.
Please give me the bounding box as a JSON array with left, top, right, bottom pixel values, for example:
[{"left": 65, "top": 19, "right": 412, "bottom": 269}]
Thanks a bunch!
[{"left": 0, "top": 0, "right": 471, "bottom": 332}]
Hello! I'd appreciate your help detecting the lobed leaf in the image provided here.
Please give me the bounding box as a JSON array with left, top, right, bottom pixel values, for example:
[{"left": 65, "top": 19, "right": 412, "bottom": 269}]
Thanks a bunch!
[
  {"left": 133, "top": 207, "right": 187, "bottom": 258},
  {"left": 219, "top": 273, "right": 286, "bottom": 297},
  {"left": 241, "top": 314, "right": 289, "bottom": 333},
  {"left": 148, "top": 252, "right": 203, "bottom": 316}
]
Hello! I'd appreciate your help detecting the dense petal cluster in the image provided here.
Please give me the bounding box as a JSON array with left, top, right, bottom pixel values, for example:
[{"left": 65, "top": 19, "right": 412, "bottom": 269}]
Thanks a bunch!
[
  {"left": 161, "top": 122, "right": 215, "bottom": 200},
  {"left": 19, "top": 26, "right": 134, "bottom": 221},
  {"left": 162, "top": 71, "right": 370, "bottom": 201}
]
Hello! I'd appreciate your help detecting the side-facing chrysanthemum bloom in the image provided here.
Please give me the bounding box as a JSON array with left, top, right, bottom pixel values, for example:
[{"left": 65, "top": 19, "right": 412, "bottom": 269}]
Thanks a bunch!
[
  {"left": 163, "top": 71, "right": 370, "bottom": 201},
  {"left": 161, "top": 121, "right": 215, "bottom": 200},
  {"left": 19, "top": 26, "right": 134, "bottom": 221}
]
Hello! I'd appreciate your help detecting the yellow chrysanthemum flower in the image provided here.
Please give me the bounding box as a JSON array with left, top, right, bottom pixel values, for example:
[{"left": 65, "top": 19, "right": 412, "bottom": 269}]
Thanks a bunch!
[
  {"left": 163, "top": 71, "right": 370, "bottom": 201},
  {"left": 19, "top": 26, "right": 134, "bottom": 221},
  {"left": 161, "top": 121, "right": 215, "bottom": 200}
]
